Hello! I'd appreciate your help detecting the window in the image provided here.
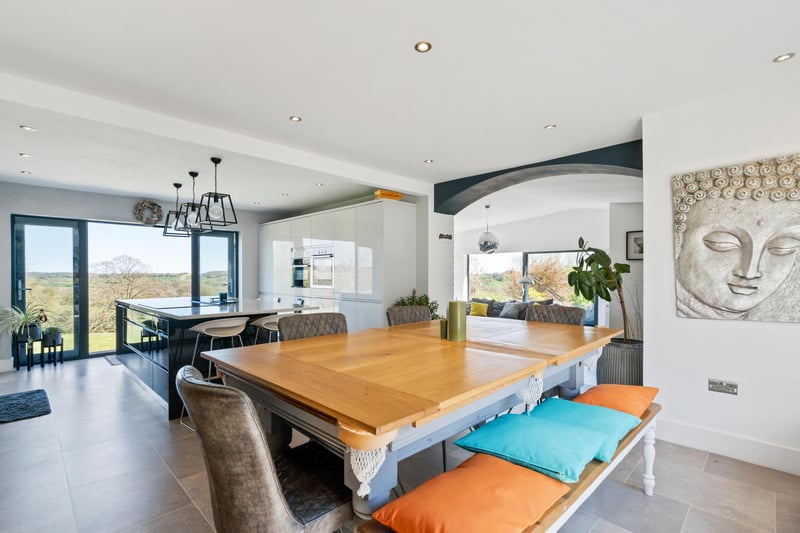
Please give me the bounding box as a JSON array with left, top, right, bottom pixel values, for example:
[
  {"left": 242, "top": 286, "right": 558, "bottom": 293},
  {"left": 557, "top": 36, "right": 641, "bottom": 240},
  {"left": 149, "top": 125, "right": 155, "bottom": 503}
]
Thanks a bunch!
[
  {"left": 12, "top": 215, "right": 238, "bottom": 357},
  {"left": 467, "top": 249, "right": 597, "bottom": 326}
]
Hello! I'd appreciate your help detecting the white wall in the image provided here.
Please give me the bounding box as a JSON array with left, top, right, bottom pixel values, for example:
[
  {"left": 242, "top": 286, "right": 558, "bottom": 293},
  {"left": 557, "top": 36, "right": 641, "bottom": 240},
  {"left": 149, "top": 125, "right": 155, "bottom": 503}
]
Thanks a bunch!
[
  {"left": 643, "top": 80, "right": 800, "bottom": 474},
  {"left": 453, "top": 208, "right": 610, "bottom": 300},
  {"left": 0, "top": 182, "right": 266, "bottom": 365},
  {"left": 609, "top": 203, "right": 644, "bottom": 337}
]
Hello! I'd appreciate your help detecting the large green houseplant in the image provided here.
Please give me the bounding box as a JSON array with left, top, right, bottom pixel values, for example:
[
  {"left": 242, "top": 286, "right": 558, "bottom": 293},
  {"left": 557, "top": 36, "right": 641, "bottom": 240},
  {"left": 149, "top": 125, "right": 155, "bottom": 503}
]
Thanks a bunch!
[{"left": 567, "top": 237, "right": 642, "bottom": 385}]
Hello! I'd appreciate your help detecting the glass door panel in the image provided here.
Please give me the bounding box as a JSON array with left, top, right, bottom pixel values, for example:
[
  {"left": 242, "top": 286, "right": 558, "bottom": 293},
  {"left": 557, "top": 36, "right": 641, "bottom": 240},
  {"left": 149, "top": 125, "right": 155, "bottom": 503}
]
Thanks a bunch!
[
  {"left": 198, "top": 233, "right": 236, "bottom": 298},
  {"left": 12, "top": 217, "right": 80, "bottom": 358}
]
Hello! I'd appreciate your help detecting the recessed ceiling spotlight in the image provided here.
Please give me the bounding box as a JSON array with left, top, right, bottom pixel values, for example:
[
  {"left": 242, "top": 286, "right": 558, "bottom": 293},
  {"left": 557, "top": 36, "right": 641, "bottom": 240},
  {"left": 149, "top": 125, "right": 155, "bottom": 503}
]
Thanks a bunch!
[
  {"left": 289, "top": 115, "right": 302, "bottom": 122},
  {"left": 281, "top": 193, "right": 289, "bottom": 197},
  {"left": 19, "top": 125, "right": 36, "bottom": 132},
  {"left": 315, "top": 182, "right": 324, "bottom": 187},
  {"left": 18, "top": 152, "right": 32, "bottom": 158},
  {"left": 20, "top": 170, "right": 32, "bottom": 175},
  {"left": 253, "top": 201, "right": 262, "bottom": 206},
  {"left": 414, "top": 41, "right": 432, "bottom": 53},
  {"left": 424, "top": 159, "right": 434, "bottom": 164},
  {"left": 544, "top": 124, "right": 557, "bottom": 130},
  {"left": 773, "top": 52, "right": 795, "bottom": 63}
]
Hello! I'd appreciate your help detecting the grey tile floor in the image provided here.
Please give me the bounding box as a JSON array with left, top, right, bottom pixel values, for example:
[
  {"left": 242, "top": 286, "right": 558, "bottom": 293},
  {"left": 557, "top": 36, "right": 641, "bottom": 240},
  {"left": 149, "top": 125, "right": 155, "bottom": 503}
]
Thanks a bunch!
[{"left": 0, "top": 358, "right": 797, "bottom": 532}]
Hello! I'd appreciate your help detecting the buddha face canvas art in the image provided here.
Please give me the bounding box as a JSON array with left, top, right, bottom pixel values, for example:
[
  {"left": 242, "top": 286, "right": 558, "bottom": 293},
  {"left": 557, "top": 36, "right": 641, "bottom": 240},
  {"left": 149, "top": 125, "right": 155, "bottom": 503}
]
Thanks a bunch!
[{"left": 673, "top": 152, "right": 800, "bottom": 322}]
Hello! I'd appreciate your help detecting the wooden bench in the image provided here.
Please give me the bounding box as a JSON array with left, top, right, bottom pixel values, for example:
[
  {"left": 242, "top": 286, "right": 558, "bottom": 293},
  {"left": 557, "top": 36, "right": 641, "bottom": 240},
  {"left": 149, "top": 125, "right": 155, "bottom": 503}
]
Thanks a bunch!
[{"left": 358, "top": 403, "right": 661, "bottom": 533}]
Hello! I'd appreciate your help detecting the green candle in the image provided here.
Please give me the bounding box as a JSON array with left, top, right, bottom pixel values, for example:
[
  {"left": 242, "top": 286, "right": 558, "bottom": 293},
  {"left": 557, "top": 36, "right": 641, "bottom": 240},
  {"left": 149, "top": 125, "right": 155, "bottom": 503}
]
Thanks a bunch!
[{"left": 447, "top": 301, "right": 467, "bottom": 341}]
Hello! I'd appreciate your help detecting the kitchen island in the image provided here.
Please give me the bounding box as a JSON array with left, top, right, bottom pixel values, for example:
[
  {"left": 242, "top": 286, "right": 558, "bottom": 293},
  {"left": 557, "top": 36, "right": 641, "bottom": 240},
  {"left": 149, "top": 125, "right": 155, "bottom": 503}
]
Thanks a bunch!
[{"left": 115, "top": 297, "right": 318, "bottom": 418}]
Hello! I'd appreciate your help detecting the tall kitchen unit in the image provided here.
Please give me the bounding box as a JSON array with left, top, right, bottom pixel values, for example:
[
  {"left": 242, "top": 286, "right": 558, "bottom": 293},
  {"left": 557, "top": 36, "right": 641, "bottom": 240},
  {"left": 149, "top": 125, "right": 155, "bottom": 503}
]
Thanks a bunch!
[{"left": 259, "top": 199, "right": 417, "bottom": 331}]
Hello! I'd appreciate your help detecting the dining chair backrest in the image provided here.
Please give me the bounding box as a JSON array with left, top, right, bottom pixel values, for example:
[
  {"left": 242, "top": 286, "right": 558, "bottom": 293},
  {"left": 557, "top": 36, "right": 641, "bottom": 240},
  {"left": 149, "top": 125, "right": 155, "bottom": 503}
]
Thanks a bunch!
[
  {"left": 277, "top": 312, "right": 348, "bottom": 341},
  {"left": 175, "top": 366, "right": 352, "bottom": 532},
  {"left": 525, "top": 304, "right": 585, "bottom": 325},
  {"left": 386, "top": 305, "right": 432, "bottom": 326}
]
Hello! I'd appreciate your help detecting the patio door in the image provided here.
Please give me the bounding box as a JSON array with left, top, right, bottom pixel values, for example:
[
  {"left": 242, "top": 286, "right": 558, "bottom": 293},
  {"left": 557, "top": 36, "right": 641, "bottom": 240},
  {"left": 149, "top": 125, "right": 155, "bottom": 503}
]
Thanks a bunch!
[{"left": 12, "top": 216, "right": 84, "bottom": 359}]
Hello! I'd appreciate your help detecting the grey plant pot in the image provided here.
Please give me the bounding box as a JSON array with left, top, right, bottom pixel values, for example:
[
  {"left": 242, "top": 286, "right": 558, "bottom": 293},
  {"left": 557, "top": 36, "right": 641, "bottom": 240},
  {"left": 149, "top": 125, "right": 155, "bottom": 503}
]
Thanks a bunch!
[{"left": 597, "top": 338, "right": 644, "bottom": 386}]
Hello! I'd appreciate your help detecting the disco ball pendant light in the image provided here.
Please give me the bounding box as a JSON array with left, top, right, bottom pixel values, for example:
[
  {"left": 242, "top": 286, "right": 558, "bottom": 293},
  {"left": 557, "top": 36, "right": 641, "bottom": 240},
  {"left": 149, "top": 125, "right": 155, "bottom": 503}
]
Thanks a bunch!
[
  {"left": 163, "top": 182, "right": 191, "bottom": 237},
  {"left": 477, "top": 204, "right": 499, "bottom": 254},
  {"left": 200, "top": 157, "right": 238, "bottom": 226}
]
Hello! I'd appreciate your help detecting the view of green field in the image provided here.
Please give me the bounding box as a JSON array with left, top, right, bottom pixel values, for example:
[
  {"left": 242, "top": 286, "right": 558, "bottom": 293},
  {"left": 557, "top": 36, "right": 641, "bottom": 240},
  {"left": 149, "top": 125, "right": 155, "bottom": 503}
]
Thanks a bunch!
[{"left": 25, "top": 255, "right": 228, "bottom": 354}]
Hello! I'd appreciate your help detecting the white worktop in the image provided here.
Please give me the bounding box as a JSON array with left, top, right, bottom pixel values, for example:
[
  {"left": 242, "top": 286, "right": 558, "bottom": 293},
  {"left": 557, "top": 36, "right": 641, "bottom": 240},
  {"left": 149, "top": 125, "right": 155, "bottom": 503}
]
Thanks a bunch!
[{"left": 117, "top": 297, "right": 318, "bottom": 321}]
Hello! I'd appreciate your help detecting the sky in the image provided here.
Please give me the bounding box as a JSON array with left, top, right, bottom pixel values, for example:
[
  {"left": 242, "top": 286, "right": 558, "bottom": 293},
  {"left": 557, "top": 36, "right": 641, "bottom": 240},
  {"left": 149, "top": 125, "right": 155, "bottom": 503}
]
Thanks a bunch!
[{"left": 23, "top": 222, "right": 227, "bottom": 273}]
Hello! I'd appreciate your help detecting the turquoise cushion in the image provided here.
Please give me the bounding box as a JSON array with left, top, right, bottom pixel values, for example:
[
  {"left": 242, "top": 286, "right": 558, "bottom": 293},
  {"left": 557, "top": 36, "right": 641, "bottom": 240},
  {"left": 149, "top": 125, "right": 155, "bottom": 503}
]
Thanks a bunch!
[
  {"left": 454, "top": 414, "right": 606, "bottom": 483},
  {"left": 529, "top": 398, "right": 641, "bottom": 462}
]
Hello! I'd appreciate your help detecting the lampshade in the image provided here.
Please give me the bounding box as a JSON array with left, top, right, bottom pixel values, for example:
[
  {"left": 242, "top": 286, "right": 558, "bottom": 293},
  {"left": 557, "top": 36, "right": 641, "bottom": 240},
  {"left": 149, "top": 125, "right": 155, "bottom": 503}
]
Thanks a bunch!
[
  {"left": 176, "top": 171, "right": 212, "bottom": 234},
  {"left": 477, "top": 204, "right": 499, "bottom": 253},
  {"left": 163, "top": 182, "right": 191, "bottom": 237},
  {"left": 517, "top": 275, "right": 535, "bottom": 302},
  {"left": 200, "top": 157, "right": 238, "bottom": 226}
]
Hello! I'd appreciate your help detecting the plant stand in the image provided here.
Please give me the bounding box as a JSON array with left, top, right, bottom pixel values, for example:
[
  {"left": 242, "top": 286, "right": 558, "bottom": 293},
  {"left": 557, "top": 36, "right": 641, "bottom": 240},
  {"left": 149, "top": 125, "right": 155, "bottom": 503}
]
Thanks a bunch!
[
  {"left": 41, "top": 340, "right": 64, "bottom": 366},
  {"left": 597, "top": 338, "right": 644, "bottom": 386}
]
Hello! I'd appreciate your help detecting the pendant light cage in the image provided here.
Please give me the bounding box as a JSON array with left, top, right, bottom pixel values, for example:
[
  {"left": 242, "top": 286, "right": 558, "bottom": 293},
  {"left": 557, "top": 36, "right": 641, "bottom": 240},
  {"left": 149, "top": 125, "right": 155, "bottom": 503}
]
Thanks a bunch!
[
  {"left": 177, "top": 171, "right": 212, "bottom": 233},
  {"left": 477, "top": 204, "right": 499, "bottom": 254},
  {"left": 200, "top": 157, "right": 238, "bottom": 226},
  {"left": 163, "top": 182, "right": 192, "bottom": 237}
]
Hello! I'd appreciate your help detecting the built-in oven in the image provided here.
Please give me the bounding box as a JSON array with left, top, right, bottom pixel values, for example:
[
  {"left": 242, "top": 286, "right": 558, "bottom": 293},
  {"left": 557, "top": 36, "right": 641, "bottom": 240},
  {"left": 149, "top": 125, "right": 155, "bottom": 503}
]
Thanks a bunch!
[
  {"left": 311, "top": 251, "right": 334, "bottom": 288},
  {"left": 292, "top": 258, "right": 310, "bottom": 288}
]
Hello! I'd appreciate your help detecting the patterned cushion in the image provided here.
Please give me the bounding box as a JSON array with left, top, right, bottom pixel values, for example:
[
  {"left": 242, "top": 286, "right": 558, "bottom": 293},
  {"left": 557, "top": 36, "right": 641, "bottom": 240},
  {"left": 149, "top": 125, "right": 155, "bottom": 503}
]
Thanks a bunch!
[
  {"left": 278, "top": 313, "right": 348, "bottom": 341},
  {"left": 499, "top": 301, "right": 528, "bottom": 319},
  {"left": 274, "top": 441, "right": 352, "bottom": 525}
]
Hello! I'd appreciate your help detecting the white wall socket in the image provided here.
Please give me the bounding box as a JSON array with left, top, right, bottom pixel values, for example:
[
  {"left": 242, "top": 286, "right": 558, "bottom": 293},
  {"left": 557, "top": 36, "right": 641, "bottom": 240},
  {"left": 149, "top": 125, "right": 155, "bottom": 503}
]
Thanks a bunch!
[{"left": 708, "top": 378, "right": 738, "bottom": 395}]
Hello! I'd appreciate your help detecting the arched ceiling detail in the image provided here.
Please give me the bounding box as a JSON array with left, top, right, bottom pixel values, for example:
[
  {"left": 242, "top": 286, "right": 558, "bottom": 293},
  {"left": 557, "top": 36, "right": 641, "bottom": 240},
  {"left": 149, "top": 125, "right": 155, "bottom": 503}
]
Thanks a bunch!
[{"left": 434, "top": 140, "right": 642, "bottom": 215}]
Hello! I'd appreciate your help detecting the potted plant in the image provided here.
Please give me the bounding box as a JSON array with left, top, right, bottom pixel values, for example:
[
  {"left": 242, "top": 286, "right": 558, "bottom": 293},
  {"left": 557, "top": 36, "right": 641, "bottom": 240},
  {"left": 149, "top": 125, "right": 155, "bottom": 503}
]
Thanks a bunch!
[
  {"left": 567, "top": 237, "right": 643, "bottom": 385},
  {"left": 0, "top": 301, "right": 47, "bottom": 344},
  {"left": 41, "top": 326, "right": 63, "bottom": 347},
  {"left": 393, "top": 289, "right": 441, "bottom": 319}
]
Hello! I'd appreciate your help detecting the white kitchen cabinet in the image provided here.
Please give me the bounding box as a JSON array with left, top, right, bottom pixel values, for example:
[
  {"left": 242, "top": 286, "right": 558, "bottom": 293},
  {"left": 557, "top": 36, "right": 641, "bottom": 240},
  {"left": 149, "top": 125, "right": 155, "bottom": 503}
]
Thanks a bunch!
[
  {"left": 334, "top": 208, "right": 357, "bottom": 300},
  {"left": 259, "top": 220, "right": 292, "bottom": 295},
  {"left": 259, "top": 199, "right": 416, "bottom": 332}
]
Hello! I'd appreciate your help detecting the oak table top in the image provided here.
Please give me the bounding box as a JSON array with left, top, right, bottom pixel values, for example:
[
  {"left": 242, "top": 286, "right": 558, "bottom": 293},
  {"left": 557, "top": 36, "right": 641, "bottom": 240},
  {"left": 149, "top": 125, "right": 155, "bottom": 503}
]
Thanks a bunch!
[{"left": 204, "top": 318, "right": 621, "bottom": 437}]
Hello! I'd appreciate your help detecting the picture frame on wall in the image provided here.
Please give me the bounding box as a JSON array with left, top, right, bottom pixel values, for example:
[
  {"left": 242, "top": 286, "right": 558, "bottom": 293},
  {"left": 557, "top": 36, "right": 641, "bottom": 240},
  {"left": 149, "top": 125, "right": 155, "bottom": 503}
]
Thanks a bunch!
[{"left": 626, "top": 230, "right": 644, "bottom": 260}]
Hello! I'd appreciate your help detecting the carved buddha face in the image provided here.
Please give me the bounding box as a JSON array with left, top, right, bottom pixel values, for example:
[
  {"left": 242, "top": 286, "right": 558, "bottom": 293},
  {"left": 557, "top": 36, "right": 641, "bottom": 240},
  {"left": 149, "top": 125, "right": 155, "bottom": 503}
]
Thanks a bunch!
[{"left": 676, "top": 198, "right": 800, "bottom": 313}]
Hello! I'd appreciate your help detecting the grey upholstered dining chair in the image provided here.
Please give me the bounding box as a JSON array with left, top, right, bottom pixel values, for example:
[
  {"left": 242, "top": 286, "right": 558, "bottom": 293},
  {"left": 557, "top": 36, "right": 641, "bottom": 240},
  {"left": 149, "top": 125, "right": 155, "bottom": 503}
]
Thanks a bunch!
[
  {"left": 525, "top": 304, "right": 586, "bottom": 325},
  {"left": 277, "top": 312, "right": 348, "bottom": 341},
  {"left": 385, "top": 305, "right": 432, "bottom": 326},
  {"left": 176, "top": 366, "right": 353, "bottom": 533}
]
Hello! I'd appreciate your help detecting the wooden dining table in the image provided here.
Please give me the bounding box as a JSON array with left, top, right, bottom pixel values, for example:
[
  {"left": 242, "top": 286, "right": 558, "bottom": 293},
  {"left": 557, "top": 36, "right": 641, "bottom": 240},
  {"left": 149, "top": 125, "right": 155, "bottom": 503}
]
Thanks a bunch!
[{"left": 203, "top": 315, "right": 622, "bottom": 517}]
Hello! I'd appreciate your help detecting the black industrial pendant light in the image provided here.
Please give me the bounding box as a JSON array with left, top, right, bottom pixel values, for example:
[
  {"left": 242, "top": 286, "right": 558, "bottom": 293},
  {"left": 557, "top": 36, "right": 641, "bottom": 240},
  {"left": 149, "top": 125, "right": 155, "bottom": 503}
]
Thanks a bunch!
[
  {"left": 200, "top": 156, "right": 238, "bottom": 226},
  {"left": 163, "top": 182, "right": 191, "bottom": 237},
  {"left": 176, "top": 171, "right": 212, "bottom": 233}
]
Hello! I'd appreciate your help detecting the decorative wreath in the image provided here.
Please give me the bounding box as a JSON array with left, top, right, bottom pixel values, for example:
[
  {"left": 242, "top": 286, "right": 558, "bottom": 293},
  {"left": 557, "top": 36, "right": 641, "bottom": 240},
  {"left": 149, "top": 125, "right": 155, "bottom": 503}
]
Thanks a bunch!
[{"left": 133, "top": 199, "right": 164, "bottom": 225}]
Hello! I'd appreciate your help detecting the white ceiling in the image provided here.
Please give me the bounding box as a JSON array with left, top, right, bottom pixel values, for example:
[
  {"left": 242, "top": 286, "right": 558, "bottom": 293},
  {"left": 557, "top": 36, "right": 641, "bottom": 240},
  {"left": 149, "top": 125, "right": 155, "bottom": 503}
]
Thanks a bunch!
[{"left": 0, "top": 1, "right": 798, "bottom": 225}]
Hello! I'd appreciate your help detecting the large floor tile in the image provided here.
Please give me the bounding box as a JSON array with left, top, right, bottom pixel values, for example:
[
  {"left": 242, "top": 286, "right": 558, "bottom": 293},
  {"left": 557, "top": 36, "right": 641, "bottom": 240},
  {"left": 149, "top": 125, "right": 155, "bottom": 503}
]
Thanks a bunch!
[
  {"left": 628, "top": 458, "right": 776, "bottom": 531},
  {"left": 151, "top": 431, "right": 206, "bottom": 479},
  {"left": 558, "top": 510, "right": 598, "bottom": 533},
  {"left": 0, "top": 472, "right": 75, "bottom": 532},
  {"left": 777, "top": 492, "right": 800, "bottom": 533},
  {"left": 580, "top": 479, "right": 689, "bottom": 533},
  {"left": 705, "top": 453, "right": 800, "bottom": 499},
  {"left": 119, "top": 504, "right": 214, "bottom": 533},
  {"left": 178, "top": 470, "right": 214, "bottom": 527},
  {"left": 62, "top": 438, "right": 163, "bottom": 488},
  {"left": 590, "top": 518, "right": 636, "bottom": 533},
  {"left": 681, "top": 506, "right": 771, "bottom": 533},
  {"left": 71, "top": 461, "right": 191, "bottom": 533}
]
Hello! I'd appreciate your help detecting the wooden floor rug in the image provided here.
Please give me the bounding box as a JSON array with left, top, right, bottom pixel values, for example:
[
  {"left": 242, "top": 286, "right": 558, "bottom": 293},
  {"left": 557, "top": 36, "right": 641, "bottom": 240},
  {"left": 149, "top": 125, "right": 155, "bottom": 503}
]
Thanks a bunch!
[{"left": 0, "top": 389, "right": 51, "bottom": 423}]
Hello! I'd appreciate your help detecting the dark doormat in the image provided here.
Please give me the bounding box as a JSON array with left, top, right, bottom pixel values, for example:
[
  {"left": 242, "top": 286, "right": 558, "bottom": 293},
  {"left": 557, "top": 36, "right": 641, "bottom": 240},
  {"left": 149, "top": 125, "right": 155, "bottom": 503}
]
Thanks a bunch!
[
  {"left": 104, "top": 355, "right": 121, "bottom": 366},
  {"left": 0, "top": 389, "right": 51, "bottom": 423}
]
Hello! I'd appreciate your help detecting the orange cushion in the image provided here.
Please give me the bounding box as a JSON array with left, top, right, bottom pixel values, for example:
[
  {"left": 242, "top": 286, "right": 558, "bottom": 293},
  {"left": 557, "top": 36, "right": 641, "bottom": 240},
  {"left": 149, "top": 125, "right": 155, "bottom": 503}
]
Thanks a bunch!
[
  {"left": 573, "top": 384, "right": 659, "bottom": 417},
  {"left": 469, "top": 302, "right": 489, "bottom": 317},
  {"left": 372, "top": 453, "right": 568, "bottom": 533}
]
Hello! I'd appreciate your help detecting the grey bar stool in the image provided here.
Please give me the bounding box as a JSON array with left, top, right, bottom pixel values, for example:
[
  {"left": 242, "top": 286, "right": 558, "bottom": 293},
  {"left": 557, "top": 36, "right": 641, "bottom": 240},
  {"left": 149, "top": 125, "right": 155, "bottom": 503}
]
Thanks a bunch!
[{"left": 180, "top": 316, "right": 250, "bottom": 430}]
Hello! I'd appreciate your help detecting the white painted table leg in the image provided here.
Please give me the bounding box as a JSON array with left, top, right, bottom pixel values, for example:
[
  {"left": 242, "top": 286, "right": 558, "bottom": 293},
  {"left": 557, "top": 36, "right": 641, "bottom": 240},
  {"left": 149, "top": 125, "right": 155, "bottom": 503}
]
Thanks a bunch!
[{"left": 642, "top": 421, "right": 656, "bottom": 496}]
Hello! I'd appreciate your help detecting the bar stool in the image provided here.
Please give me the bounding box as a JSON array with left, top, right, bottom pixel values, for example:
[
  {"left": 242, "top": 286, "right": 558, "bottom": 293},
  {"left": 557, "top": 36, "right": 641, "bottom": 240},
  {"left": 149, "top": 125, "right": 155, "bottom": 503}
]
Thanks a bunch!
[
  {"left": 249, "top": 314, "right": 281, "bottom": 344},
  {"left": 180, "top": 316, "right": 250, "bottom": 430}
]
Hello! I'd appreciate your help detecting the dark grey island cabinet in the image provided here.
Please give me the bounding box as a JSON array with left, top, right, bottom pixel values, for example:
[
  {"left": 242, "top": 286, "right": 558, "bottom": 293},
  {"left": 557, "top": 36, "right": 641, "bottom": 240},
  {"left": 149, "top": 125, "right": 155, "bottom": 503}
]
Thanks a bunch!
[{"left": 115, "top": 297, "right": 317, "bottom": 419}]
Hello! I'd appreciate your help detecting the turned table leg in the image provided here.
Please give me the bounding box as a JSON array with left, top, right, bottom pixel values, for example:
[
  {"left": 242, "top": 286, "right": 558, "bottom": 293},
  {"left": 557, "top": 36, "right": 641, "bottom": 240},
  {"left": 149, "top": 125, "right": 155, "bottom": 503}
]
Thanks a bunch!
[{"left": 642, "top": 421, "right": 656, "bottom": 496}]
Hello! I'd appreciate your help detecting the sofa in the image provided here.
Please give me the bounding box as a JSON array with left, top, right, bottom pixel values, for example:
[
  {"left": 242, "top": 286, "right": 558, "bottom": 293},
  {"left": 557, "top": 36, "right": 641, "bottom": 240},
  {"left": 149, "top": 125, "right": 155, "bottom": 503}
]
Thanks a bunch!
[{"left": 468, "top": 297, "right": 554, "bottom": 320}]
